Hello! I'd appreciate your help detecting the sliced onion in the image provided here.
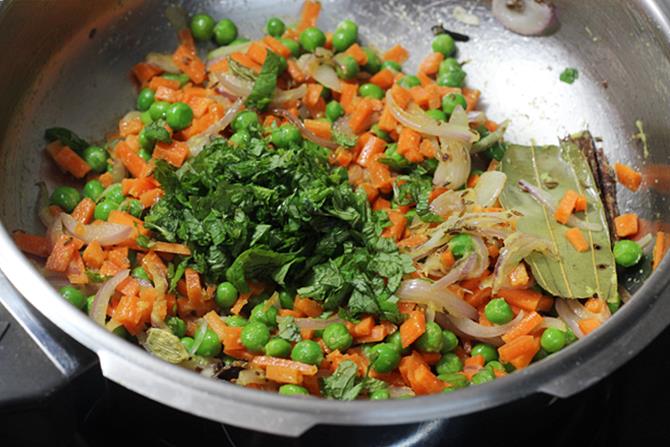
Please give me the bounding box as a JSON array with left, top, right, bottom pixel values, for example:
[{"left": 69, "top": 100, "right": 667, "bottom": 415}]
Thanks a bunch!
[
  {"left": 472, "top": 120, "right": 510, "bottom": 153},
  {"left": 187, "top": 98, "right": 244, "bottom": 157},
  {"left": 107, "top": 158, "right": 127, "bottom": 184},
  {"left": 297, "top": 53, "right": 321, "bottom": 77},
  {"left": 388, "top": 386, "right": 415, "bottom": 399},
  {"left": 434, "top": 254, "right": 477, "bottom": 289},
  {"left": 271, "top": 108, "right": 339, "bottom": 149},
  {"left": 434, "top": 135, "right": 471, "bottom": 189},
  {"left": 312, "top": 64, "right": 342, "bottom": 92},
  {"left": 105, "top": 318, "right": 123, "bottom": 332},
  {"left": 207, "top": 42, "right": 252, "bottom": 62},
  {"left": 445, "top": 310, "right": 525, "bottom": 339},
  {"left": 237, "top": 369, "right": 268, "bottom": 386},
  {"left": 396, "top": 279, "right": 478, "bottom": 320},
  {"left": 333, "top": 116, "right": 354, "bottom": 139},
  {"left": 46, "top": 214, "right": 64, "bottom": 248},
  {"left": 145, "top": 52, "right": 179, "bottom": 73},
  {"left": 295, "top": 317, "right": 345, "bottom": 330},
  {"left": 385, "top": 91, "right": 477, "bottom": 141},
  {"left": 467, "top": 110, "right": 487, "bottom": 126},
  {"left": 270, "top": 84, "right": 308, "bottom": 106},
  {"left": 492, "top": 0, "right": 557, "bottom": 36},
  {"left": 430, "top": 189, "right": 466, "bottom": 216},
  {"left": 555, "top": 299, "right": 584, "bottom": 338},
  {"left": 474, "top": 171, "right": 507, "bottom": 207},
  {"left": 89, "top": 269, "right": 129, "bottom": 326},
  {"left": 566, "top": 298, "right": 610, "bottom": 323},
  {"left": 61, "top": 213, "right": 132, "bottom": 246},
  {"left": 146, "top": 262, "right": 168, "bottom": 328},
  {"left": 517, "top": 180, "right": 602, "bottom": 232},
  {"left": 214, "top": 72, "right": 253, "bottom": 97},
  {"left": 539, "top": 317, "right": 567, "bottom": 331},
  {"left": 492, "top": 232, "right": 554, "bottom": 292},
  {"left": 189, "top": 319, "right": 208, "bottom": 356}
]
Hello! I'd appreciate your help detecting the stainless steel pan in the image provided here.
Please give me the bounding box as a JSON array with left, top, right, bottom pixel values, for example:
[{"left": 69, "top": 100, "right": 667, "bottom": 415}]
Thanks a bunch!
[{"left": 1, "top": 0, "right": 670, "bottom": 437}]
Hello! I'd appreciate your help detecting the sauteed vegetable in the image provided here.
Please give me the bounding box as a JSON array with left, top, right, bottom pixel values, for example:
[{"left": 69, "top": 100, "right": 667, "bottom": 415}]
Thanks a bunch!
[{"left": 12, "top": 0, "right": 670, "bottom": 399}]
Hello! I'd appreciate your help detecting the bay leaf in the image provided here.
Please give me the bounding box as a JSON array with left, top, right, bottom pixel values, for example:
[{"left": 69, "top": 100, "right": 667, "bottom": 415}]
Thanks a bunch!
[{"left": 499, "top": 132, "right": 617, "bottom": 300}]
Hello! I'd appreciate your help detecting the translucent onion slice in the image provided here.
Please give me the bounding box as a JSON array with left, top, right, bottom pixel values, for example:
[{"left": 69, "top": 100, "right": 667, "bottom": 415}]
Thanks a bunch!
[
  {"left": 434, "top": 136, "right": 471, "bottom": 189},
  {"left": 237, "top": 369, "right": 268, "bottom": 386},
  {"left": 429, "top": 189, "right": 466, "bottom": 217},
  {"left": 187, "top": 98, "right": 244, "bottom": 157},
  {"left": 207, "top": 42, "right": 252, "bottom": 62},
  {"left": 396, "top": 279, "right": 478, "bottom": 320},
  {"left": 295, "top": 317, "right": 345, "bottom": 330},
  {"left": 445, "top": 310, "right": 526, "bottom": 338},
  {"left": 539, "top": 317, "right": 567, "bottom": 331},
  {"left": 146, "top": 262, "right": 168, "bottom": 328},
  {"left": 555, "top": 299, "right": 584, "bottom": 338},
  {"left": 566, "top": 298, "right": 611, "bottom": 322},
  {"left": 492, "top": 231, "right": 554, "bottom": 292},
  {"left": 313, "top": 64, "right": 342, "bottom": 92},
  {"left": 89, "top": 269, "right": 129, "bottom": 326},
  {"left": 474, "top": 171, "right": 507, "bottom": 207},
  {"left": 272, "top": 108, "right": 339, "bottom": 149},
  {"left": 492, "top": 0, "right": 557, "bottom": 36},
  {"left": 61, "top": 213, "right": 132, "bottom": 246},
  {"left": 145, "top": 52, "right": 180, "bottom": 73}
]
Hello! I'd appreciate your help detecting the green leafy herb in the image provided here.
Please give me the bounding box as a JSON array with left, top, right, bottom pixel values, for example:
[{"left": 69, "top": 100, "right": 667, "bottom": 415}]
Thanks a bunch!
[
  {"left": 276, "top": 315, "right": 302, "bottom": 342},
  {"left": 168, "top": 258, "right": 189, "bottom": 293},
  {"left": 392, "top": 165, "right": 443, "bottom": 223},
  {"left": 322, "top": 360, "right": 363, "bottom": 400},
  {"left": 499, "top": 132, "right": 617, "bottom": 300},
  {"left": 86, "top": 270, "right": 108, "bottom": 283},
  {"left": 246, "top": 51, "right": 281, "bottom": 111},
  {"left": 332, "top": 129, "right": 357, "bottom": 148},
  {"left": 559, "top": 67, "right": 579, "bottom": 84},
  {"left": 136, "top": 234, "right": 153, "bottom": 249},
  {"left": 143, "top": 120, "right": 172, "bottom": 144},
  {"left": 45, "top": 127, "right": 90, "bottom": 153}
]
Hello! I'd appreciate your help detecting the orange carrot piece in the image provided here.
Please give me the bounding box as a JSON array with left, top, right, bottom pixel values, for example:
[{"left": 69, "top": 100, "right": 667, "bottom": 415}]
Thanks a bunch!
[
  {"left": 46, "top": 142, "right": 91, "bottom": 179},
  {"left": 508, "top": 263, "right": 530, "bottom": 287},
  {"left": 584, "top": 297, "right": 604, "bottom": 314},
  {"left": 369, "top": 69, "right": 395, "bottom": 90},
  {"left": 578, "top": 318, "right": 601, "bottom": 335},
  {"left": 653, "top": 231, "right": 670, "bottom": 270},
  {"left": 565, "top": 227, "right": 589, "bottom": 252},
  {"left": 131, "top": 62, "right": 163, "bottom": 85},
  {"left": 286, "top": 58, "right": 306, "bottom": 82},
  {"left": 71, "top": 197, "right": 96, "bottom": 224},
  {"left": 304, "top": 83, "right": 324, "bottom": 107},
  {"left": 399, "top": 351, "right": 445, "bottom": 395},
  {"left": 398, "top": 233, "right": 429, "bottom": 248},
  {"left": 230, "top": 52, "right": 262, "bottom": 73},
  {"left": 119, "top": 116, "right": 143, "bottom": 137},
  {"left": 152, "top": 241, "right": 191, "bottom": 256},
  {"left": 377, "top": 104, "right": 398, "bottom": 132},
  {"left": 148, "top": 76, "right": 180, "bottom": 91},
  {"left": 368, "top": 154, "right": 393, "bottom": 193},
  {"left": 356, "top": 135, "right": 386, "bottom": 168},
  {"left": 441, "top": 250, "right": 456, "bottom": 270},
  {"left": 348, "top": 99, "right": 374, "bottom": 134},
  {"left": 204, "top": 310, "right": 233, "bottom": 343},
  {"left": 390, "top": 84, "right": 412, "bottom": 109},
  {"left": 246, "top": 41, "right": 268, "bottom": 65},
  {"left": 330, "top": 146, "right": 353, "bottom": 167},
  {"left": 383, "top": 44, "right": 409, "bottom": 63},
  {"left": 82, "top": 239, "right": 105, "bottom": 268},
  {"left": 172, "top": 29, "right": 206, "bottom": 84},
  {"left": 497, "top": 288, "right": 543, "bottom": 312},
  {"left": 615, "top": 162, "right": 642, "bottom": 192},
  {"left": 498, "top": 335, "right": 540, "bottom": 363},
  {"left": 555, "top": 189, "right": 579, "bottom": 225},
  {"left": 373, "top": 197, "right": 391, "bottom": 211},
  {"left": 13, "top": 232, "right": 51, "bottom": 258},
  {"left": 359, "top": 183, "right": 379, "bottom": 203},
  {"left": 154, "top": 85, "right": 182, "bottom": 103},
  {"left": 462, "top": 88, "right": 481, "bottom": 112},
  {"left": 484, "top": 120, "right": 498, "bottom": 132},
  {"left": 345, "top": 43, "right": 368, "bottom": 65},
  {"left": 293, "top": 296, "right": 323, "bottom": 318},
  {"left": 382, "top": 209, "right": 407, "bottom": 241},
  {"left": 418, "top": 52, "right": 444, "bottom": 75},
  {"left": 139, "top": 188, "right": 164, "bottom": 208},
  {"left": 397, "top": 127, "right": 421, "bottom": 157},
  {"left": 614, "top": 213, "right": 639, "bottom": 237},
  {"left": 297, "top": 0, "right": 321, "bottom": 32},
  {"left": 465, "top": 287, "right": 492, "bottom": 308},
  {"left": 501, "top": 312, "right": 544, "bottom": 344},
  {"left": 184, "top": 268, "right": 203, "bottom": 307},
  {"left": 574, "top": 195, "right": 587, "bottom": 212},
  {"left": 262, "top": 35, "right": 291, "bottom": 58},
  {"left": 250, "top": 356, "right": 318, "bottom": 375},
  {"left": 153, "top": 141, "right": 189, "bottom": 167},
  {"left": 419, "top": 138, "right": 437, "bottom": 158},
  {"left": 266, "top": 365, "right": 304, "bottom": 384},
  {"left": 304, "top": 119, "right": 332, "bottom": 140},
  {"left": 408, "top": 86, "right": 430, "bottom": 108},
  {"left": 115, "top": 141, "right": 149, "bottom": 178},
  {"left": 399, "top": 310, "right": 426, "bottom": 348},
  {"left": 339, "top": 81, "right": 359, "bottom": 114},
  {"left": 45, "top": 237, "right": 77, "bottom": 272}
]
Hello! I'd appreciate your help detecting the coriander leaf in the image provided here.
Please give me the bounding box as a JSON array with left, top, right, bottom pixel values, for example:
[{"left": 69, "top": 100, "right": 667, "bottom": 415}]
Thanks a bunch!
[
  {"left": 45, "top": 127, "right": 90, "bottom": 153},
  {"left": 168, "top": 258, "right": 189, "bottom": 293},
  {"left": 143, "top": 120, "right": 172, "bottom": 144},
  {"left": 559, "top": 67, "right": 579, "bottom": 84},
  {"left": 245, "top": 51, "right": 280, "bottom": 111},
  {"left": 332, "top": 129, "right": 357, "bottom": 148},
  {"left": 362, "top": 376, "right": 388, "bottom": 394},
  {"left": 136, "top": 234, "right": 153, "bottom": 249},
  {"left": 276, "top": 315, "right": 302, "bottom": 342},
  {"left": 322, "top": 360, "right": 363, "bottom": 400},
  {"left": 86, "top": 270, "right": 108, "bottom": 283},
  {"left": 226, "top": 247, "right": 296, "bottom": 293}
]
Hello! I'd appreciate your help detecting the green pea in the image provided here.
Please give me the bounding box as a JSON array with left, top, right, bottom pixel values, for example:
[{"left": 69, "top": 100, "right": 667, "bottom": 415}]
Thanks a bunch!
[
  {"left": 232, "top": 110, "right": 259, "bottom": 132},
  {"left": 337, "top": 19, "right": 358, "bottom": 37},
  {"left": 437, "top": 68, "right": 466, "bottom": 88},
  {"left": 278, "top": 290, "right": 294, "bottom": 309},
  {"left": 369, "top": 343, "right": 401, "bottom": 373},
  {"left": 416, "top": 321, "right": 444, "bottom": 353},
  {"left": 229, "top": 130, "right": 251, "bottom": 147},
  {"left": 608, "top": 295, "right": 622, "bottom": 314},
  {"left": 140, "top": 127, "right": 155, "bottom": 150},
  {"left": 166, "top": 102, "right": 193, "bottom": 131},
  {"left": 299, "top": 26, "right": 326, "bottom": 53},
  {"left": 358, "top": 83, "right": 384, "bottom": 100},
  {"left": 279, "top": 384, "right": 309, "bottom": 396},
  {"left": 265, "top": 17, "right": 286, "bottom": 37},
  {"left": 215, "top": 282, "right": 238, "bottom": 309},
  {"left": 370, "top": 389, "right": 390, "bottom": 400},
  {"left": 162, "top": 72, "right": 190, "bottom": 87},
  {"left": 280, "top": 38, "right": 300, "bottom": 57},
  {"left": 326, "top": 100, "right": 345, "bottom": 122},
  {"left": 398, "top": 75, "right": 421, "bottom": 89},
  {"left": 448, "top": 233, "right": 474, "bottom": 258},
  {"left": 59, "top": 285, "right": 86, "bottom": 309},
  {"left": 332, "top": 29, "right": 356, "bottom": 53},
  {"left": 381, "top": 60, "right": 402, "bottom": 72},
  {"left": 138, "top": 148, "right": 151, "bottom": 162},
  {"left": 565, "top": 328, "right": 578, "bottom": 345},
  {"left": 166, "top": 316, "right": 186, "bottom": 338},
  {"left": 136, "top": 87, "right": 155, "bottom": 111},
  {"left": 113, "top": 326, "right": 130, "bottom": 339},
  {"left": 82, "top": 145, "right": 108, "bottom": 173},
  {"left": 140, "top": 110, "right": 153, "bottom": 125},
  {"left": 371, "top": 124, "right": 390, "bottom": 141},
  {"left": 386, "top": 331, "right": 406, "bottom": 354},
  {"left": 240, "top": 321, "right": 270, "bottom": 352},
  {"left": 425, "top": 109, "right": 447, "bottom": 122},
  {"left": 541, "top": 327, "right": 567, "bottom": 353},
  {"left": 180, "top": 336, "right": 195, "bottom": 352},
  {"left": 432, "top": 34, "right": 456, "bottom": 56},
  {"left": 435, "top": 352, "right": 463, "bottom": 375},
  {"left": 322, "top": 323, "right": 353, "bottom": 352},
  {"left": 438, "top": 58, "right": 461, "bottom": 75},
  {"left": 94, "top": 200, "right": 118, "bottom": 221},
  {"left": 250, "top": 302, "right": 278, "bottom": 327},
  {"left": 441, "top": 330, "right": 459, "bottom": 353},
  {"left": 125, "top": 199, "right": 144, "bottom": 218},
  {"left": 271, "top": 124, "right": 302, "bottom": 147},
  {"left": 533, "top": 348, "right": 548, "bottom": 362},
  {"left": 149, "top": 101, "right": 170, "bottom": 120},
  {"left": 132, "top": 266, "right": 150, "bottom": 281},
  {"left": 213, "top": 18, "right": 238, "bottom": 46},
  {"left": 265, "top": 338, "right": 292, "bottom": 358},
  {"left": 484, "top": 298, "right": 514, "bottom": 325},
  {"left": 485, "top": 361, "right": 505, "bottom": 374},
  {"left": 438, "top": 372, "right": 469, "bottom": 389},
  {"left": 362, "top": 47, "right": 382, "bottom": 74},
  {"left": 225, "top": 315, "right": 248, "bottom": 327},
  {"left": 190, "top": 13, "right": 215, "bottom": 41},
  {"left": 613, "top": 239, "right": 643, "bottom": 267},
  {"left": 291, "top": 340, "right": 323, "bottom": 365},
  {"left": 471, "top": 343, "right": 498, "bottom": 363},
  {"left": 333, "top": 53, "right": 359, "bottom": 80},
  {"left": 83, "top": 179, "right": 104, "bottom": 201},
  {"left": 442, "top": 93, "right": 468, "bottom": 115},
  {"left": 50, "top": 186, "right": 80, "bottom": 213},
  {"left": 105, "top": 183, "right": 125, "bottom": 204},
  {"left": 471, "top": 369, "right": 495, "bottom": 385}
]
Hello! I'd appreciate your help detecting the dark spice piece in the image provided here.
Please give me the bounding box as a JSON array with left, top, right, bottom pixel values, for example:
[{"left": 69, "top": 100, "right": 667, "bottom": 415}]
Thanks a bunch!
[{"left": 431, "top": 24, "right": 470, "bottom": 42}]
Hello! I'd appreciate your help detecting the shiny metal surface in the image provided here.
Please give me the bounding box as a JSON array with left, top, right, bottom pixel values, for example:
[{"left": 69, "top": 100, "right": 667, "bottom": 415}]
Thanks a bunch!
[{"left": 1, "top": 0, "right": 670, "bottom": 436}]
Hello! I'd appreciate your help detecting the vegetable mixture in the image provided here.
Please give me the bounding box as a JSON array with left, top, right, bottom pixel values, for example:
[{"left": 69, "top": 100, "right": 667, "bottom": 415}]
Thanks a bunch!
[{"left": 13, "top": 1, "right": 670, "bottom": 399}]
